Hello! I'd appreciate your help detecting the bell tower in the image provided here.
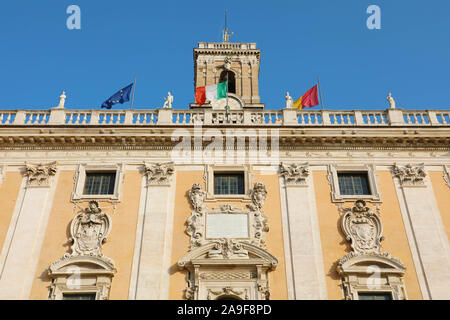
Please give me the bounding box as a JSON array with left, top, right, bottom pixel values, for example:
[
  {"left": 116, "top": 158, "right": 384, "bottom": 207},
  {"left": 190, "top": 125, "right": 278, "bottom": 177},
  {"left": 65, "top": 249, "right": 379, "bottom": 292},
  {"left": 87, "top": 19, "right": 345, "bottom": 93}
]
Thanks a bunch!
[{"left": 192, "top": 29, "right": 264, "bottom": 109}]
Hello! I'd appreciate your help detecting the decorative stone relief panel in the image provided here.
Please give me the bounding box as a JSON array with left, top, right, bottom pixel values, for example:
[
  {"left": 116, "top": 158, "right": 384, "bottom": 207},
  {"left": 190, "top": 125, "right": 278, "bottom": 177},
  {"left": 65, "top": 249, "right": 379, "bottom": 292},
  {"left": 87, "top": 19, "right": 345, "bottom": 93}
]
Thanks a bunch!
[
  {"left": 337, "top": 200, "right": 407, "bottom": 300},
  {"left": 393, "top": 163, "right": 426, "bottom": 187},
  {"left": 48, "top": 201, "right": 115, "bottom": 300},
  {"left": 186, "top": 183, "right": 269, "bottom": 251},
  {"left": 280, "top": 162, "right": 310, "bottom": 186},
  {"left": 25, "top": 162, "right": 57, "bottom": 187},
  {"left": 179, "top": 183, "right": 277, "bottom": 300},
  {"left": 144, "top": 162, "right": 174, "bottom": 186},
  {"left": 340, "top": 200, "right": 383, "bottom": 255},
  {"left": 69, "top": 201, "right": 112, "bottom": 259}
]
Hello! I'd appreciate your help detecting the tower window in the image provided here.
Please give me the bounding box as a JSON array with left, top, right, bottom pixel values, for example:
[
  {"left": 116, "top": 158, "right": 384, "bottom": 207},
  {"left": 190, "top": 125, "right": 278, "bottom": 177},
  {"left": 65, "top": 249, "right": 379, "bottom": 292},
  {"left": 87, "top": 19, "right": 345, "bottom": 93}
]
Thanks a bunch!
[{"left": 219, "top": 70, "right": 236, "bottom": 94}]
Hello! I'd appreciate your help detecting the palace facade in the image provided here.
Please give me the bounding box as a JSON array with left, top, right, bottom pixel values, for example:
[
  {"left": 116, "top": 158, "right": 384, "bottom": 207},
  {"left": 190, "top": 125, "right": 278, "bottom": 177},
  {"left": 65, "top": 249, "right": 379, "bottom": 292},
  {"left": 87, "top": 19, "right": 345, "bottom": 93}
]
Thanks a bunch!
[{"left": 0, "top": 39, "right": 448, "bottom": 300}]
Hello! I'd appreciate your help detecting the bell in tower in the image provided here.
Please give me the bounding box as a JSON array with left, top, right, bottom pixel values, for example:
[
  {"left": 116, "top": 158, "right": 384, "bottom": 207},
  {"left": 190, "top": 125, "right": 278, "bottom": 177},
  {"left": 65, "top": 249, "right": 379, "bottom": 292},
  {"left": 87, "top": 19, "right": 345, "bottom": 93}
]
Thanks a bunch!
[{"left": 191, "top": 24, "right": 264, "bottom": 110}]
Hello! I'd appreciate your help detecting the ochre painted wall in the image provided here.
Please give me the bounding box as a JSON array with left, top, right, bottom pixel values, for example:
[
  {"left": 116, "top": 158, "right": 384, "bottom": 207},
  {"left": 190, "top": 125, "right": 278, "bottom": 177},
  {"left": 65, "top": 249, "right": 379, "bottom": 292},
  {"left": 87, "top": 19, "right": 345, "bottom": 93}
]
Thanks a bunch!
[
  {"left": 376, "top": 171, "right": 422, "bottom": 300},
  {"left": 0, "top": 172, "right": 23, "bottom": 256},
  {"left": 29, "top": 170, "right": 142, "bottom": 300},
  {"left": 313, "top": 170, "right": 423, "bottom": 300},
  {"left": 168, "top": 170, "right": 203, "bottom": 300},
  {"left": 101, "top": 170, "right": 141, "bottom": 299},
  {"left": 254, "top": 171, "right": 288, "bottom": 299},
  {"left": 429, "top": 171, "right": 450, "bottom": 242},
  {"left": 168, "top": 170, "right": 288, "bottom": 300}
]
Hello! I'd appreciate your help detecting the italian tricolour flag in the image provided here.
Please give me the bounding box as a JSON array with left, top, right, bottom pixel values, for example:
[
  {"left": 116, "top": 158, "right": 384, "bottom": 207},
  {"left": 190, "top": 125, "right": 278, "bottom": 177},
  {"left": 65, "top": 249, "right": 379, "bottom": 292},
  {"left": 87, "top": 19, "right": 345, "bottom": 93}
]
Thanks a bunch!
[{"left": 195, "top": 81, "right": 227, "bottom": 106}]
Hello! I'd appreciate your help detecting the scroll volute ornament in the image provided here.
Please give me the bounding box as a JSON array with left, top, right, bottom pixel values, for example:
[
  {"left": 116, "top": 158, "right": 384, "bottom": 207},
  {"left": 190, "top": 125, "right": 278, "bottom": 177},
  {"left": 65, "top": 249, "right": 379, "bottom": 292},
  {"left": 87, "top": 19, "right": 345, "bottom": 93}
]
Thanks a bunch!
[
  {"left": 70, "top": 200, "right": 111, "bottom": 257},
  {"left": 341, "top": 200, "right": 383, "bottom": 254}
]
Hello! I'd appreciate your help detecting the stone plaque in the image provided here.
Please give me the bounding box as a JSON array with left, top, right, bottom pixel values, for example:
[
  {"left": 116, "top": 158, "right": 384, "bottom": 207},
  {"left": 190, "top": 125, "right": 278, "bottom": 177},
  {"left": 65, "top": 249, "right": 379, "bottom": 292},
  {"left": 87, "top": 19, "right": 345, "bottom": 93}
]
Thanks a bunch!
[{"left": 206, "top": 214, "right": 249, "bottom": 239}]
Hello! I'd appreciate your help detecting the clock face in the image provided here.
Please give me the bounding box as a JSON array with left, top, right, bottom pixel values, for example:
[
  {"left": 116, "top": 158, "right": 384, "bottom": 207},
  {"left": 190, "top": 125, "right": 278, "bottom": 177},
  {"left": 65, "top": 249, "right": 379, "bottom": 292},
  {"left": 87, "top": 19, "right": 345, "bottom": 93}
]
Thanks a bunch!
[{"left": 211, "top": 96, "right": 243, "bottom": 110}]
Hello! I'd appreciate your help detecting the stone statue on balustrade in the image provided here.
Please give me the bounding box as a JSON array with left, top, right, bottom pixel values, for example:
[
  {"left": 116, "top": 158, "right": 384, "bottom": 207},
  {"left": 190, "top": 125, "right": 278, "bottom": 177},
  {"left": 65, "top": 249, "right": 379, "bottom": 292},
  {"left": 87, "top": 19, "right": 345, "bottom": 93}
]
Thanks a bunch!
[
  {"left": 163, "top": 92, "right": 173, "bottom": 109},
  {"left": 285, "top": 92, "right": 293, "bottom": 109},
  {"left": 387, "top": 92, "right": 396, "bottom": 109}
]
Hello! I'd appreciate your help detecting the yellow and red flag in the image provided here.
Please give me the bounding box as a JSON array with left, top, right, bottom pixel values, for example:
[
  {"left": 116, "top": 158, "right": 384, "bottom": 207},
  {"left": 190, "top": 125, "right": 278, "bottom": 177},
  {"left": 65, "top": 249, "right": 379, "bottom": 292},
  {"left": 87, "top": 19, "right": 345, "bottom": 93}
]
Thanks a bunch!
[{"left": 293, "top": 85, "right": 319, "bottom": 110}]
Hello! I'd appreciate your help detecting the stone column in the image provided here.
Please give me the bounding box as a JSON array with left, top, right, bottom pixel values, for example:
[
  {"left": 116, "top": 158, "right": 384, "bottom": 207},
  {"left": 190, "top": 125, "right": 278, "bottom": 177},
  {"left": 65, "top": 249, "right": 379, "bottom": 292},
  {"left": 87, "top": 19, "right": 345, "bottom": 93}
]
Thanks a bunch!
[
  {"left": 131, "top": 163, "right": 176, "bottom": 300},
  {"left": 393, "top": 164, "right": 450, "bottom": 299},
  {"left": 0, "top": 163, "right": 58, "bottom": 299},
  {"left": 279, "top": 164, "right": 327, "bottom": 299}
]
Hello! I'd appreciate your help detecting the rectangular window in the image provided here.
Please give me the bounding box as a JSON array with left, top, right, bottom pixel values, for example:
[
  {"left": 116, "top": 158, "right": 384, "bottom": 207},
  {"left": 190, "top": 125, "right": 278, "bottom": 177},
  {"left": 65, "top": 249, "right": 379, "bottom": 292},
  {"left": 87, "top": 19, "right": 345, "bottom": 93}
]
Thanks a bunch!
[
  {"left": 62, "top": 293, "right": 96, "bottom": 300},
  {"left": 214, "top": 173, "right": 245, "bottom": 195},
  {"left": 358, "top": 292, "right": 393, "bottom": 300},
  {"left": 338, "top": 173, "right": 371, "bottom": 195},
  {"left": 83, "top": 172, "right": 116, "bottom": 195}
]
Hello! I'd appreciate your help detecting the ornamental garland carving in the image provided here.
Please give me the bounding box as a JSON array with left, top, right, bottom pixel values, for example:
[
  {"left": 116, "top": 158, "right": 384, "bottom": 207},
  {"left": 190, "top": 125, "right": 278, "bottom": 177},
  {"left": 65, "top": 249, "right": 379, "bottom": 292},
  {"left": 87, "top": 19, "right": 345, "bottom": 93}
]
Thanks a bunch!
[
  {"left": 280, "top": 162, "right": 310, "bottom": 185},
  {"left": 199, "top": 272, "right": 257, "bottom": 280},
  {"left": 207, "top": 238, "right": 249, "bottom": 259},
  {"left": 25, "top": 162, "right": 57, "bottom": 187},
  {"left": 144, "top": 162, "right": 174, "bottom": 185},
  {"left": 393, "top": 163, "right": 426, "bottom": 186}
]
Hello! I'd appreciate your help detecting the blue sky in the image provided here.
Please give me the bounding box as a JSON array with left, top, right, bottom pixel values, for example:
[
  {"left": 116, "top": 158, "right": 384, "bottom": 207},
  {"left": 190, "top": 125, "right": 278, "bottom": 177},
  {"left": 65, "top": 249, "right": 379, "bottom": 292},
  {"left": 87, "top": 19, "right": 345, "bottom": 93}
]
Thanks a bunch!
[{"left": 0, "top": 0, "right": 449, "bottom": 110}]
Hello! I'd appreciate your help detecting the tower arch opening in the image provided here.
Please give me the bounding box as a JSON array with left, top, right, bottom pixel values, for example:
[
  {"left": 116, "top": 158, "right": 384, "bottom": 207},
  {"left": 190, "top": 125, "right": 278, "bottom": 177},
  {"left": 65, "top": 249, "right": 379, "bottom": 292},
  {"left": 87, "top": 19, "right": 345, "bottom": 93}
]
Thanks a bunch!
[{"left": 219, "top": 70, "right": 236, "bottom": 94}]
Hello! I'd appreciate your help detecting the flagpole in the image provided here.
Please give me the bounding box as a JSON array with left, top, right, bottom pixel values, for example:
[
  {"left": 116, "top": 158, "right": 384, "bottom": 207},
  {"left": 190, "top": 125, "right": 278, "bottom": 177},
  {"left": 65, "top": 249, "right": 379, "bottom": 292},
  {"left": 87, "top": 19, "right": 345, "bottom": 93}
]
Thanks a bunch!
[
  {"left": 317, "top": 76, "right": 324, "bottom": 110},
  {"left": 130, "top": 76, "right": 136, "bottom": 110},
  {"left": 225, "top": 72, "right": 230, "bottom": 123}
]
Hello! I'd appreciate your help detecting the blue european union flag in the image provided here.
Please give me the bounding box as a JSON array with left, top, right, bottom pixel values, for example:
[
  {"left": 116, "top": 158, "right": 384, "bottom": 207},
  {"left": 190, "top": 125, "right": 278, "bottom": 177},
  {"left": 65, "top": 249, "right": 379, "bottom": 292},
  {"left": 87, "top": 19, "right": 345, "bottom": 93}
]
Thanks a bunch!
[{"left": 101, "top": 83, "right": 133, "bottom": 109}]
